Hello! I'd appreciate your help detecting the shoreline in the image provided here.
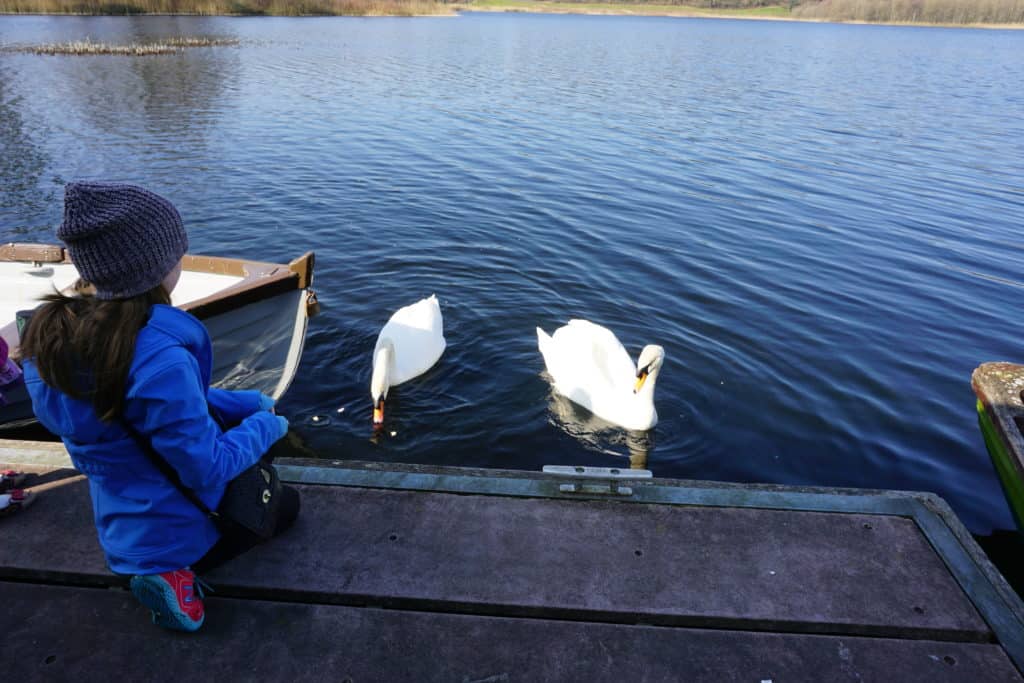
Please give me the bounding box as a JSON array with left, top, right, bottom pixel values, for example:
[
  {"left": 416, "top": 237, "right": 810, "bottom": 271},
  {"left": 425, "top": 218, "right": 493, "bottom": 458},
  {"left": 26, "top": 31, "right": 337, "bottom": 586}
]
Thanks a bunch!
[
  {"left": 454, "top": 2, "right": 1024, "bottom": 29},
  {"left": 1, "top": 3, "right": 1021, "bottom": 29}
]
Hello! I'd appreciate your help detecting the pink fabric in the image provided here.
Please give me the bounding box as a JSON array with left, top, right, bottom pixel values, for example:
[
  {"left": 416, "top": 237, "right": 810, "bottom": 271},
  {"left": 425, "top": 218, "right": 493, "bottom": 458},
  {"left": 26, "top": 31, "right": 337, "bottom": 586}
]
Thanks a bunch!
[{"left": 0, "top": 336, "right": 21, "bottom": 393}]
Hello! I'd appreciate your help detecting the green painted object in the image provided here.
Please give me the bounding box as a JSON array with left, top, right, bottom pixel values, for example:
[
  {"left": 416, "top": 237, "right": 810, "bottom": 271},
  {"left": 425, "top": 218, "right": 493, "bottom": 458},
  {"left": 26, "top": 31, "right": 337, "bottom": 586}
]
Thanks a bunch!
[{"left": 977, "top": 399, "right": 1024, "bottom": 536}]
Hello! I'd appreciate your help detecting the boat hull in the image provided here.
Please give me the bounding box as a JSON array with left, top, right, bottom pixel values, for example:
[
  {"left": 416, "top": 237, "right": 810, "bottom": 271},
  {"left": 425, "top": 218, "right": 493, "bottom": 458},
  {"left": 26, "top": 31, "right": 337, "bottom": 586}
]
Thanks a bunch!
[
  {"left": 0, "top": 244, "right": 316, "bottom": 431},
  {"left": 973, "top": 362, "right": 1024, "bottom": 537},
  {"left": 204, "top": 287, "right": 309, "bottom": 400}
]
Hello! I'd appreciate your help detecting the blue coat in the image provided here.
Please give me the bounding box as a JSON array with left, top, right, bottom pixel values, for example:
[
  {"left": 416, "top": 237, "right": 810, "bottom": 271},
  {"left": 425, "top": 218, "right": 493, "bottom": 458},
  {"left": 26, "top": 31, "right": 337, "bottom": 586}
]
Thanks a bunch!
[{"left": 23, "top": 304, "right": 287, "bottom": 575}]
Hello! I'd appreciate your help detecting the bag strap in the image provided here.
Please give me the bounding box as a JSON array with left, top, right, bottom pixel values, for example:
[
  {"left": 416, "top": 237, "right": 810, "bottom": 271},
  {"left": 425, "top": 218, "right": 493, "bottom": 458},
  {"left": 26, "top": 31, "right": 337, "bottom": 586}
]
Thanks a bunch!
[{"left": 120, "top": 414, "right": 223, "bottom": 523}]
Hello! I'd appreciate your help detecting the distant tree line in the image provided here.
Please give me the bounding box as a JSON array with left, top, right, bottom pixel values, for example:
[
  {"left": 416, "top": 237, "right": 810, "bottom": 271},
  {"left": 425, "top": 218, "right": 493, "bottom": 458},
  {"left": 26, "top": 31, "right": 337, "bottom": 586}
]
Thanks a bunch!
[
  {"left": 0, "top": 0, "right": 449, "bottom": 14},
  {"left": 2, "top": 0, "right": 1020, "bottom": 22}
]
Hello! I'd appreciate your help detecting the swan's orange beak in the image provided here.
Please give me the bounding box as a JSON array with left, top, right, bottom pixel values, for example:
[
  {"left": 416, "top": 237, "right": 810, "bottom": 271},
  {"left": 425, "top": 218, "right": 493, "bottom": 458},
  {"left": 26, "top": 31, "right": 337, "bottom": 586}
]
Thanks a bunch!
[
  {"left": 634, "top": 369, "right": 649, "bottom": 394},
  {"left": 373, "top": 400, "right": 385, "bottom": 425}
]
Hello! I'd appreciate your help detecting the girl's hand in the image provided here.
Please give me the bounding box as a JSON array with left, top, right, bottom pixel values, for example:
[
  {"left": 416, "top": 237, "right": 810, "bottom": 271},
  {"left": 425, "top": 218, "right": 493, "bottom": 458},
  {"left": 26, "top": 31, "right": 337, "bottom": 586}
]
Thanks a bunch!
[
  {"left": 274, "top": 414, "right": 289, "bottom": 439},
  {"left": 257, "top": 393, "right": 276, "bottom": 413}
]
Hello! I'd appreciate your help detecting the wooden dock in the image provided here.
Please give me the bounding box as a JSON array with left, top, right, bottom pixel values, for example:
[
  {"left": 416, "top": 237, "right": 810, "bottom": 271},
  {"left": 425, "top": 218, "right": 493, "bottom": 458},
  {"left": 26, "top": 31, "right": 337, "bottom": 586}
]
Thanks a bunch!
[{"left": 2, "top": 442, "right": 1024, "bottom": 681}]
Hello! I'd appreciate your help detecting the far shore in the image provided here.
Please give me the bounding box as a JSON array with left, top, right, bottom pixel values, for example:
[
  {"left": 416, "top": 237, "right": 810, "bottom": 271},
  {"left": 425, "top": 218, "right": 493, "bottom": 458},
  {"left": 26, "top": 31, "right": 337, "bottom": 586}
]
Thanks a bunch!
[
  {"left": 454, "top": 0, "right": 1024, "bottom": 29},
  {"left": 1, "top": 0, "right": 1022, "bottom": 29}
]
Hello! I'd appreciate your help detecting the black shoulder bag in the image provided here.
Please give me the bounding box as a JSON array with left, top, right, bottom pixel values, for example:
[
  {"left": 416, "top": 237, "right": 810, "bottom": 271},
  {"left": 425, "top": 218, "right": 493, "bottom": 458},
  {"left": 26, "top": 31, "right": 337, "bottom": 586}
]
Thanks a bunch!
[{"left": 123, "top": 409, "right": 283, "bottom": 540}]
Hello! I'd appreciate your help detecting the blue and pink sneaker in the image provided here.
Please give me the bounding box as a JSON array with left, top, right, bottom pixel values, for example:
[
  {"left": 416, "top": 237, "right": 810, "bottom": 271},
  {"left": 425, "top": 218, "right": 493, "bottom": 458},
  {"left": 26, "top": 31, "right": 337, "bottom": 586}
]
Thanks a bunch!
[{"left": 130, "top": 569, "right": 206, "bottom": 632}]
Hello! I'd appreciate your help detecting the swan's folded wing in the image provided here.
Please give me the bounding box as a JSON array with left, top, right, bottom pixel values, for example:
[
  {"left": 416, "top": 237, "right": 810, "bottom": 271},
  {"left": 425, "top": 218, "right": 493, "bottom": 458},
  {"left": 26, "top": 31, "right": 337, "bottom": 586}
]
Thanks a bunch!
[
  {"left": 389, "top": 295, "right": 439, "bottom": 332},
  {"left": 386, "top": 323, "right": 444, "bottom": 385},
  {"left": 556, "top": 320, "right": 635, "bottom": 394},
  {"left": 589, "top": 338, "right": 634, "bottom": 394}
]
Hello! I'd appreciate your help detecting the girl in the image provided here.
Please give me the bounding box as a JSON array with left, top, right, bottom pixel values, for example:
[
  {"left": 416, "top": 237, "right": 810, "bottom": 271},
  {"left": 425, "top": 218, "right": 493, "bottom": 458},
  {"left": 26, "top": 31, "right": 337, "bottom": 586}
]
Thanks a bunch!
[{"left": 19, "top": 181, "right": 299, "bottom": 632}]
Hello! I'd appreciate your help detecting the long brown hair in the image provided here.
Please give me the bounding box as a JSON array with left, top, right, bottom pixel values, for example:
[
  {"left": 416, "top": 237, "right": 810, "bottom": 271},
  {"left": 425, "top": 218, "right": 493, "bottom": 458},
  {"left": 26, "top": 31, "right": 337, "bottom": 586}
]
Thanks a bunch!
[{"left": 19, "top": 281, "right": 172, "bottom": 422}]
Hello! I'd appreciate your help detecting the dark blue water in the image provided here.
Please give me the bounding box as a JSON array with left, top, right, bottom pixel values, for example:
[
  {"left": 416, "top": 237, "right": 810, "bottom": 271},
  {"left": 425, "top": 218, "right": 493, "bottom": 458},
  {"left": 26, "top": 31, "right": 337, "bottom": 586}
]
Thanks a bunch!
[{"left": 1, "top": 14, "right": 1022, "bottom": 534}]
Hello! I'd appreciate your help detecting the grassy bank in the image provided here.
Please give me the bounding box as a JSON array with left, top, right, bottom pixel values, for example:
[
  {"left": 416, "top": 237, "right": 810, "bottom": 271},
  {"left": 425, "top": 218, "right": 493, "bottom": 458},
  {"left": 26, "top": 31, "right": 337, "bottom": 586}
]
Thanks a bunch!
[
  {"left": 463, "top": 0, "right": 1024, "bottom": 24},
  {"left": 0, "top": 0, "right": 453, "bottom": 15},
  {"left": 791, "top": 0, "right": 1024, "bottom": 24},
  {"left": 462, "top": 0, "right": 790, "bottom": 15}
]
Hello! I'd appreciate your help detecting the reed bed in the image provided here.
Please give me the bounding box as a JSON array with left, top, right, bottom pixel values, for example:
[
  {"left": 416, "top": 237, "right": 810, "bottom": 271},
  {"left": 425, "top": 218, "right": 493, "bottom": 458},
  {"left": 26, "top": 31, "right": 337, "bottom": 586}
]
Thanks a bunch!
[
  {"left": 5, "top": 36, "right": 238, "bottom": 54},
  {"left": 0, "top": 0, "right": 452, "bottom": 14},
  {"left": 792, "top": 0, "right": 1024, "bottom": 23}
]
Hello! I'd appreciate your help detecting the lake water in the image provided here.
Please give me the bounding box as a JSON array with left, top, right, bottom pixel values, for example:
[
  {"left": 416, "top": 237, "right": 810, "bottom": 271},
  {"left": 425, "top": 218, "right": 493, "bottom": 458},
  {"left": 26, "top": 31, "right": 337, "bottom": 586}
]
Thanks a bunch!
[{"left": 1, "top": 13, "right": 1022, "bottom": 535}]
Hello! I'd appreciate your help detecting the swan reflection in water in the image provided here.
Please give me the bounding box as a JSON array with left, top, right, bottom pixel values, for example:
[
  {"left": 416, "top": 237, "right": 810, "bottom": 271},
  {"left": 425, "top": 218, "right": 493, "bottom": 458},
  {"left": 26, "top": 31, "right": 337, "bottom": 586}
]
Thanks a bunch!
[{"left": 545, "top": 389, "right": 656, "bottom": 470}]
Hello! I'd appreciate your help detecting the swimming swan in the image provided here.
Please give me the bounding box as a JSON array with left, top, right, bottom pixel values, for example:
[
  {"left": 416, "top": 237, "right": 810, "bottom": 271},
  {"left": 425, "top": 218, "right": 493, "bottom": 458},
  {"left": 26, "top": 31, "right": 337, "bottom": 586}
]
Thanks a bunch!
[
  {"left": 536, "top": 319, "right": 665, "bottom": 431},
  {"left": 371, "top": 294, "right": 446, "bottom": 424}
]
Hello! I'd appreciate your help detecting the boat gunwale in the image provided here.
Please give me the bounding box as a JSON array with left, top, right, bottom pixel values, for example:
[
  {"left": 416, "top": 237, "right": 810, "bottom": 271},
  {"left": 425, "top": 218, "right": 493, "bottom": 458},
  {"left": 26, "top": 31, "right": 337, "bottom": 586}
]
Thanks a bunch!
[
  {"left": 1, "top": 242, "right": 315, "bottom": 322},
  {"left": 973, "top": 363, "right": 1024, "bottom": 482}
]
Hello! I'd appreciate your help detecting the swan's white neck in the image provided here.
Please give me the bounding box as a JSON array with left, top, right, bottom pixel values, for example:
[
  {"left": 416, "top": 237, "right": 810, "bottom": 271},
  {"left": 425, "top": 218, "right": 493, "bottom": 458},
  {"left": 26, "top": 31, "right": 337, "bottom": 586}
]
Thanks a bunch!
[
  {"left": 371, "top": 342, "right": 394, "bottom": 402},
  {"left": 635, "top": 371, "right": 659, "bottom": 401},
  {"left": 618, "top": 364, "right": 660, "bottom": 430}
]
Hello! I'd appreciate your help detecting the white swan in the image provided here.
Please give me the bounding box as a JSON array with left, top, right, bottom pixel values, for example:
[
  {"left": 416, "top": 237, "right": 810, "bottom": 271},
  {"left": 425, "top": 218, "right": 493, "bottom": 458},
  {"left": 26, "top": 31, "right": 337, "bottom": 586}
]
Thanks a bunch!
[
  {"left": 537, "top": 319, "right": 665, "bottom": 431},
  {"left": 370, "top": 294, "right": 446, "bottom": 424}
]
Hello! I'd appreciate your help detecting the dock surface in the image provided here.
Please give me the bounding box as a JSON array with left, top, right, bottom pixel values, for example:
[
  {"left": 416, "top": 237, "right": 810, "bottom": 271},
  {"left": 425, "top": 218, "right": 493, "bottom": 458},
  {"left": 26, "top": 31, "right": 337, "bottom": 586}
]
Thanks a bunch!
[{"left": 2, "top": 448, "right": 1023, "bottom": 681}]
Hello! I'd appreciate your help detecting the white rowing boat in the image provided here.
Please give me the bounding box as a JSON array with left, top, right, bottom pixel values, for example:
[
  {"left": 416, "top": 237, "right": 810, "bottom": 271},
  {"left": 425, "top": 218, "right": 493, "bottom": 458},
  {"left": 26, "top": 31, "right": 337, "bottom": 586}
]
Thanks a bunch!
[{"left": 0, "top": 242, "right": 319, "bottom": 430}]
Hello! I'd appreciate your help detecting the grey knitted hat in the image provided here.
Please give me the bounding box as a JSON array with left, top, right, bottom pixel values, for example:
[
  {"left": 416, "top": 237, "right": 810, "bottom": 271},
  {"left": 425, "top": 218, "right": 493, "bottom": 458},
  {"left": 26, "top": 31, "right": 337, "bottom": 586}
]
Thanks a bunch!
[{"left": 58, "top": 182, "right": 189, "bottom": 300}]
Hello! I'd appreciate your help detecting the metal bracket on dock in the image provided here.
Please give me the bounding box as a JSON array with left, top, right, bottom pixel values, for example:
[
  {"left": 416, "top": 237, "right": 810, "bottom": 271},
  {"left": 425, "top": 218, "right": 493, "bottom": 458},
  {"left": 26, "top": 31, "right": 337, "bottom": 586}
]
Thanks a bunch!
[{"left": 542, "top": 465, "right": 653, "bottom": 497}]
